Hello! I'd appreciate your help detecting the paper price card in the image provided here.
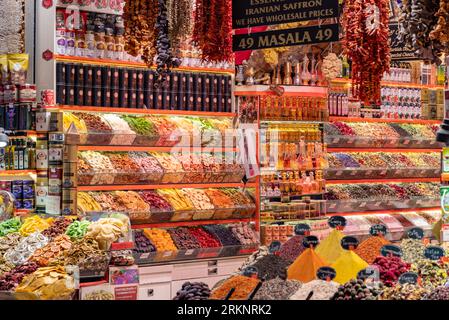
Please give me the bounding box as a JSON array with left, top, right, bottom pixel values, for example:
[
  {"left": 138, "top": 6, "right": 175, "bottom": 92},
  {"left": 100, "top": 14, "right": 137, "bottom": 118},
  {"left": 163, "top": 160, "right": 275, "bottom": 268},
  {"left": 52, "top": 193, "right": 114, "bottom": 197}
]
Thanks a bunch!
[
  {"left": 370, "top": 224, "right": 388, "bottom": 237},
  {"left": 316, "top": 267, "right": 337, "bottom": 281},
  {"left": 381, "top": 245, "right": 402, "bottom": 258},
  {"left": 398, "top": 272, "right": 419, "bottom": 285},
  {"left": 341, "top": 236, "right": 359, "bottom": 250},
  {"left": 407, "top": 227, "right": 424, "bottom": 240}
]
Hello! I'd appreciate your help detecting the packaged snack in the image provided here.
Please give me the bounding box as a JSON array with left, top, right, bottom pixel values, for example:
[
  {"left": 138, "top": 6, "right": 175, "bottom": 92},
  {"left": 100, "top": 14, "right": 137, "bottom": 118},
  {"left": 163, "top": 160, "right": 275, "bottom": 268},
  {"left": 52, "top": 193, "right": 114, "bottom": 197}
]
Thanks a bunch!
[{"left": 8, "top": 53, "right": 29, "bottom": 85}]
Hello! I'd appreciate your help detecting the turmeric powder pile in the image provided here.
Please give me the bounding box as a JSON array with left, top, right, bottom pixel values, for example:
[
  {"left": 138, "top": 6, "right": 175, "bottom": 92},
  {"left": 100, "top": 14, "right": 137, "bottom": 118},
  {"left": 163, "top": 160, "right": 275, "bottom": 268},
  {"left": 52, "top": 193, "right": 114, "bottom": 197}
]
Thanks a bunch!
[
  {"left": 287, "top": 248, "right": 327, "bottom": 283},
  {"left": 210, "top": 275, "right": 260, "bottom": 300},
  {"left": 315, "top": 229, "right": 346, "bottom": 264},
  {"left": 331, "top": 250, "right": 368, "bottom": 284}
]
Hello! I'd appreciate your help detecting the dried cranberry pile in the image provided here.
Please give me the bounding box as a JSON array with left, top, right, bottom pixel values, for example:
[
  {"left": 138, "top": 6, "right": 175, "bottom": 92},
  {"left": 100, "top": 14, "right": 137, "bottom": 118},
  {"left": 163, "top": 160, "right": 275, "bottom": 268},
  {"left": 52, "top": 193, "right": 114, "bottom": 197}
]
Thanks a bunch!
[
  {"left": 189, "top": 227, "right": 220, "bottom": 248},
  {"left": 0, "top": 262, "right": 39, "bottom": 291}
]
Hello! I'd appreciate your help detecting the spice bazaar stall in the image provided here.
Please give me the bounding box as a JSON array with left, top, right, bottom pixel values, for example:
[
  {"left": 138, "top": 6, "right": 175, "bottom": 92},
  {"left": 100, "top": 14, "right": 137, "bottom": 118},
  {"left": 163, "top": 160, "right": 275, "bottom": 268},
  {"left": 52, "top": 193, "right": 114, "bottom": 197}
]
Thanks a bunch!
[{"left": 0, "top": 0, "right": 449, "bottom": 301}]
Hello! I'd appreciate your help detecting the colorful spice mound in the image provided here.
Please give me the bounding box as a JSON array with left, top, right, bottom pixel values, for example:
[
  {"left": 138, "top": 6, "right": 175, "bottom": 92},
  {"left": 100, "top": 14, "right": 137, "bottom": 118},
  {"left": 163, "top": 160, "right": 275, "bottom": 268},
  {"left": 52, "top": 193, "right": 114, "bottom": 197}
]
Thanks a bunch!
[
  {"left": 279, "top": 235, "right": 306, "bottom": 263},
  {"left": 252, "top": 254, "right": 290, "bottom": 281},
  {"left": 331, "top": 250, "right": 368, "bottom": 284},
  {"left": 210, "top": 275, "right": 260, "bottom": 300},
  {"left": 253, "top": 278, "right": 301, "bottom": 300},
  {"left": 290, "top": 280, "right": 339, "bottom": 300},
  {"left": 315, "top": 229, "right": 346, "bottom": 264},
  {"left": 372, "top": 256, "right": 411, "bottom": 287},
  {"left": 173, "top": 282, "right": 211, "bottom": 300},
  {"left": 424, "top": 286, "right": 449, "bottom": 300},
  {"left": 400, "top": 238, "right": 427, "bottom": 264},
  {"left": 379, "top": 283, "right": 429, "bottom": 300},
  {"left": 355, "top": 236, "right": 391, "bottom": 264},
  {"left": 288, "top": 248, "right": 327, "bottom": 283},
  {"left": 332, "top": 279, "right": 384, "bottom": 300},
  {"left": 410, "top": 259, "right": 449, "bottom": 289}
]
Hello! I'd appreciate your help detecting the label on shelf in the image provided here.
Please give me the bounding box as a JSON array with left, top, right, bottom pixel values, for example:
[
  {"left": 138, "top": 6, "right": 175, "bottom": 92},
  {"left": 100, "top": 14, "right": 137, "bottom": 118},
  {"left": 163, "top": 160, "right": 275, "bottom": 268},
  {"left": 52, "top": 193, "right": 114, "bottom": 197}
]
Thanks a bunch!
[{"left": 357, "top": 266, "right": 380, "bottom": 282}]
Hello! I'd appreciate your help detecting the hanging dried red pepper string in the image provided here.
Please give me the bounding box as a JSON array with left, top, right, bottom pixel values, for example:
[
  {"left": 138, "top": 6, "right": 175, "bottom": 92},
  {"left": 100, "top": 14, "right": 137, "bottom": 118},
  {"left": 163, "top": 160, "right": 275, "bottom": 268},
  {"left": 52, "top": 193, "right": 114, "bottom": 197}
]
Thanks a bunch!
[
  {"left": 193, "top": 0, "right": 233, "bottom": 63},
  {"left": 343, "top": 0, "right": 390, "bottom": 104}
]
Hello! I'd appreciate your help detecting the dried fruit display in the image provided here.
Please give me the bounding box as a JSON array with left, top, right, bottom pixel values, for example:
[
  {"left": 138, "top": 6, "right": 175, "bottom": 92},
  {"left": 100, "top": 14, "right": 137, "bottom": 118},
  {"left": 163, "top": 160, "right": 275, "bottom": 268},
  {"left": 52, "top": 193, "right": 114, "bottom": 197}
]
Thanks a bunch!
[
  {"left": 342, "top": 0, "right": 390, "bottom": 103},
  {"left": 398, "top": 0, "right": 444, "bottom": 64},
  {"left": 123, "top": 0, "right": 158, "bottom": 65}
]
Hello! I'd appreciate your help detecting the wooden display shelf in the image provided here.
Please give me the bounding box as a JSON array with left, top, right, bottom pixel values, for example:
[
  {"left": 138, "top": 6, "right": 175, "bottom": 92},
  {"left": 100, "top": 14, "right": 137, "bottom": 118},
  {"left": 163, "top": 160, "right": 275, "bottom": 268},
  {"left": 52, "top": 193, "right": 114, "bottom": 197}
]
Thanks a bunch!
[
  {"left": 131, "top": 218, "right": 256, "bottom": 230},
  {"left": 77, "top": 182, "right": 258, "bottom": 191},
  {"left": 327, "top": 177, "right": 441, "bottom": 184},
  {"left": 326, "top": 207, "right": 440, "bottom": 217},
  {"left": 54, "top": 105, "right": 236, "bottom": 117},
  {"left": 331, "top": 78, "right": 445, "bottom": 90},
  {"left": 329, "top": 116, "right": 442, "bottom": 125},
  {"left": 327, "top": 147, "right": 442, "bottom": 153},
  {"left": 77, "top": 146, "right": 238, "bottom": 152},
  {"left": 234, "top": 85, "right": 328, "bottom": 97},
  {"left": 54, "top": 55, "right": 234, "bottom": 74}
]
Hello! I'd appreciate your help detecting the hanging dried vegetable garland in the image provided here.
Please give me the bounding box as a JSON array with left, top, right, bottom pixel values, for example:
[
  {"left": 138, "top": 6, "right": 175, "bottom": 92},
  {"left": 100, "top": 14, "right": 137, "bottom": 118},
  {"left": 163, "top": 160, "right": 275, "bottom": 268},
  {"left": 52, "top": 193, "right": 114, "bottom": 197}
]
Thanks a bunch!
[
  {"left": 343, "top": 0, "right": 390, "bottom": 104},
  {"left": 123, "top": 0, "right": 158, "bottom": 65},
  {"left": 193, "top": 0, "right": 233, "bottom": 63},
  {"left": 155, "top": 0, "right": 181, "bottom": 86},
  {"left": 397, "top": 0, "right": 443, "bottom": 64},
  {"left": 429, "top": 0, "right": 449, "bottom": 49},
  {"left": 167, "top": 0, "right": 193, "bottom": 51}
]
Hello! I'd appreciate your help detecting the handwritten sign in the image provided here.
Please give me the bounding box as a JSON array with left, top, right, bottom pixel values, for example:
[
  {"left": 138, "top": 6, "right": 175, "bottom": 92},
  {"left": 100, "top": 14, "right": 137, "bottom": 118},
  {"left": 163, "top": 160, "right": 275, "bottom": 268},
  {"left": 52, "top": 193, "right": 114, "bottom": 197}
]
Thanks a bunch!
[
  {"left": 369, "top": 224, "right": 388, "bottom": 237},
  {"left": 407, "top": 227, "right": 424, "bottom": 240},
  {"left": 424, "top": 246, "right": 445, "bottom": 261},
  {"left": 303, "top": 235, "right": 319, "bottom": 248},
  {"left": 398, "top": 272, "right": 419, "bottom": 285},
  {"left": 316, "top": 267, "right": 337, "bottom": 281},
  {"left": 381, "top": 245, "right": 402, "bottom": 258},
  {"left": 295, "top": 223, "right": 311, "bottom": 236},
  {"left": 341, "top": 236, "right": 359, "bottom": 250},
  {"left": 328, "top": 216, "right": 347, "bottom": 229}
]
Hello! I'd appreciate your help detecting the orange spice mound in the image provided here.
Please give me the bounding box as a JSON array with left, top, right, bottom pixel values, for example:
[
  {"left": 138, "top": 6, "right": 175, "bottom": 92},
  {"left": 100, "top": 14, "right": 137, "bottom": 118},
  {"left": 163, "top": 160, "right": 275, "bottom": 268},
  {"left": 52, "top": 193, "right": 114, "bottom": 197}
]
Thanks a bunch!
[
  {"left": 355, "top": 236, "right": 391, "bottom": 264},
  {"left": 210, "top": 275, "right": 260, "bottom": 300}
]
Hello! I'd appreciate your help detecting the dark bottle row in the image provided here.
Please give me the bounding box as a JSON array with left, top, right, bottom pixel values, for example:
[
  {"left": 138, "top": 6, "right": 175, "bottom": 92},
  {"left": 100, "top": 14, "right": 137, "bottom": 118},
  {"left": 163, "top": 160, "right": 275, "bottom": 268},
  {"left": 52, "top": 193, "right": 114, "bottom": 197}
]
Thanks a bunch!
[{"left": 56, "top": 62, "right": 233, "bottom": 112}]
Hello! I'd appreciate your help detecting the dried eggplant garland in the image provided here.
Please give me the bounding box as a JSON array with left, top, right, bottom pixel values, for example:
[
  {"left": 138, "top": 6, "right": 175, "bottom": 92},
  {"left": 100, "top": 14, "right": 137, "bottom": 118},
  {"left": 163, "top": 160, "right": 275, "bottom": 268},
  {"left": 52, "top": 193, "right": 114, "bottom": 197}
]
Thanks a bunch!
[
  {"left": 397, "top": 0, "right": 444, "bottom": 64},
  {"left": 123, "top": 0, "right": 158, "bottom": 65},
  {"left": 193, "top": 0, "right": 233, "bottom": 63},
  {"left": 155, "top": 0, "right": 181, "bottom": 86},
  {"left": 343, "top": 0, "right": 390, "bottom": 104}
]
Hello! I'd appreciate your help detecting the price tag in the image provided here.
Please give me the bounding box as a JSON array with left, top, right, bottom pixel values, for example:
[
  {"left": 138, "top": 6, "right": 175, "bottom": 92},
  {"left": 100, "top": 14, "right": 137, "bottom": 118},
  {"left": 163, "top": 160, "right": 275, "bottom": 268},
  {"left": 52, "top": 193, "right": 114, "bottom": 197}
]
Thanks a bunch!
[
  {"left": 380, "top": 170, "right": 387, "bottom": 175},
  {"left": 369, "top": 224, "right": 388, "bottom": 237},
  {"left": 403, "top": 139, "right": 411, "bottom": 145},
  {"left": 269, "top": 241, "right": 282, "bottom": 254},
  {"left": 366, "top": 170, "right": 373, "bottom": 176},
  {"left": 328, "top": 216, "right": 347, "bottom": 230},
  {"left": 398, "top": 272, "right": 419, "bottom": 285},
  {"left": 424, "top": 246, "right": 445, "bottom": 261},
  {"left": 329, "top": 203, "right": 337, "bottom": 209},
  {"left": 163, "top": 251, "right": 173, "bottom": 257},
  {"left": 357, "top": 266, "right": 379, "bottom": 281},
  {"left": 336, "top": 170, "right": 343, "bottom": 176},
  {"left": 332, "top": 138, "right": 340, "bottom": 144},
  {"left": 316, "top": 267, "right": 337, "bottom": 281},
  {"left": 139, "top": 253, "right": 150, "bottom": 260},
  {"left": 381, "top": 245, "right": 402, "bottom": 257},
  {"left": 347, "top": 138, "right": 356, "bottom": 144},
  {"left": 407, "top": 227, "right": 424, "bottom": 240},
  {"left": 360, "top": 202, "right": 367, "bottom": 207},
  {"left": 374, "top": 202, "right": 382, "bottom": 207},
  {"left": 185, "top": 249, "right": 194, "bottom": 256},
  {"left": 350, "top": 170, "right": 357, "bottom": 176},
  {"left": 295, "top": 224, "right": 311, "bottom": 236},
  {"left": 341, "top": 236, "right": 359, "bottom": 250},
  {"left": 242, "top": 266, "right": 259, "bottom": 278},
  {"left": 303, "top": 236, "right": 319, "bottom": 249}
]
